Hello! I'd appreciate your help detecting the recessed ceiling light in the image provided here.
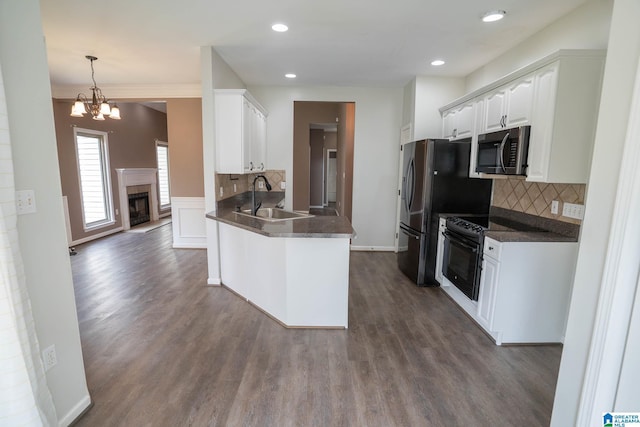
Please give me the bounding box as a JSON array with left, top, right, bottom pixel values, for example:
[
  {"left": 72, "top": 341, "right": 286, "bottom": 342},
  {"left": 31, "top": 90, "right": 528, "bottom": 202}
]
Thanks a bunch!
[
  {"left": 431, "top": 59, "right": 445, "bottom": 66},
  {"left": 285, "top": 73, "right": 296, "bottom": 79},
  {"left": 482, "top": 10, "right": 506, "bottom": 22},
  {"left": 272, "top": 23, "right": 288, "bottom": 32}
]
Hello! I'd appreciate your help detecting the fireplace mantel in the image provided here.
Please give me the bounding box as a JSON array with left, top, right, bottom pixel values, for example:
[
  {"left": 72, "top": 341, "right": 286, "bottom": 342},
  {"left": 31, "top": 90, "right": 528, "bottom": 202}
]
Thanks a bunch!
[{"left": 115, "top": 168, "right": 159, "bottom": 230}]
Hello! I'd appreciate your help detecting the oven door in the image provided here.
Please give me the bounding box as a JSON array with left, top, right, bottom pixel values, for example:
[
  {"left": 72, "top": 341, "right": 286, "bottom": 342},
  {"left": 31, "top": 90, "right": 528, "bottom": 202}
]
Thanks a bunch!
[{"left": 442, "top": 230, "right": 482, "bottom": 300}]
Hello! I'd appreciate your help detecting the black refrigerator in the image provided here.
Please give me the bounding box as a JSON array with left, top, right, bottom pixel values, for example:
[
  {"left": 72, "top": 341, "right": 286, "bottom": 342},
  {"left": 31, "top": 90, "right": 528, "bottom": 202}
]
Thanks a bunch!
[{"left": 397, "top": 138, "right": 492, "bottom": 286}]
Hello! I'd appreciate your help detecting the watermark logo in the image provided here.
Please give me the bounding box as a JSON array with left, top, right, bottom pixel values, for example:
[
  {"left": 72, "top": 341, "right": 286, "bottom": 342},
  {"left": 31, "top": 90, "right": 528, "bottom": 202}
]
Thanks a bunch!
[{"left": 604, "top": 413, "right": 640, "bottom": 427}]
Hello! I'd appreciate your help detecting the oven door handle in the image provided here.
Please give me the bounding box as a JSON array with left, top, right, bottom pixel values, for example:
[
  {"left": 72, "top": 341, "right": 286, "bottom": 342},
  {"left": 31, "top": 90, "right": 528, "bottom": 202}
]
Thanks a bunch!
[{"left": 444, "top": 231, "right": 479, "bottom": 253}]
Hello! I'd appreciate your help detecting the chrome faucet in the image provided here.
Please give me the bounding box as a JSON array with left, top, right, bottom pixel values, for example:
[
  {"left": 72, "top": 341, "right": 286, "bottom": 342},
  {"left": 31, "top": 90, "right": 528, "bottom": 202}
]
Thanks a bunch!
[{"left": 252, "top": 174, "right": 272, "bottom": 215}]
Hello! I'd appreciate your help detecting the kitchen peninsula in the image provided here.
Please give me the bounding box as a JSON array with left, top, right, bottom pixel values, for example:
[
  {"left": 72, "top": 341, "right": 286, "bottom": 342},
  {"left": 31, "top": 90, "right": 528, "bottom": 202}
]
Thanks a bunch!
[{"left": 207, "top": 199, "right": 354, "bottom": 329}]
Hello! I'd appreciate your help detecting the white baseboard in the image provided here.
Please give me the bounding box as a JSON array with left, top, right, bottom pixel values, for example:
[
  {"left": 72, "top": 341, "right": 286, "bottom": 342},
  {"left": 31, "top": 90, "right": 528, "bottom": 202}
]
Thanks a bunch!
[
  {"left": 58, "top": 394, "right": 91, "bottom": 427},
  {"left": 173, "top": 242, "right": 207, "bottom": 249},
  {"left": 350, "top": 245, "right": 395, "bottom": 252},
  {"left": 171, "top": 197, "right": 206, "bottom": 249},
  {"left": 70, "top": 227, "right": 124, "bottom": 246},
  {"left": 207, "top": 277, "right": 221, "bottom": 286}
]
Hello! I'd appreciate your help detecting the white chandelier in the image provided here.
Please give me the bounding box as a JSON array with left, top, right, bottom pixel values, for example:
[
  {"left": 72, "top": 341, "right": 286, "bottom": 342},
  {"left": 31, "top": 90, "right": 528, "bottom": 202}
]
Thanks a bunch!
[{"left": 70, "top": 55, "right": 121, "bottom": 120}]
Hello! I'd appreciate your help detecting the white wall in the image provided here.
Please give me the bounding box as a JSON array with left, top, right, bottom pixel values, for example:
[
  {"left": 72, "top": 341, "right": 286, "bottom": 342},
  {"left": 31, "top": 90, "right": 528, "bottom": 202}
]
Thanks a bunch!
[
  {"left": 0, "top": 0, "right": 91, "bottom": 424},
  {"left": 466, "top": 0, "right": 613, "bottom": 92},
  {"left": 248, "top": 85, "right": 403, "bottom": 250},
  {"left": 413, "top": 76, "right": 465, "bottom": 140},
  {"left": 551, "top": 0, "right": 640, "bottom": 425}
]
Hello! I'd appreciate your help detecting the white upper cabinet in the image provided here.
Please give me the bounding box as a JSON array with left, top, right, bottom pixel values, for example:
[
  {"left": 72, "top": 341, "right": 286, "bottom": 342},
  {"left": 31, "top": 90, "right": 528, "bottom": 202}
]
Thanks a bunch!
[
  {"left": 215, "top": 89, "right": 268, "bottom": 174},
  {"left": 481, "top": 75, "right": 534, "bottom": 133},
  {"left": 442, "top": 102, "right": 475, "bottom": 140},
  {"left": 440, "top": 50, "right": 605, "bottom": 184},
  {"left": 527, "top": 56, "right": 604, "bottom": 183}
]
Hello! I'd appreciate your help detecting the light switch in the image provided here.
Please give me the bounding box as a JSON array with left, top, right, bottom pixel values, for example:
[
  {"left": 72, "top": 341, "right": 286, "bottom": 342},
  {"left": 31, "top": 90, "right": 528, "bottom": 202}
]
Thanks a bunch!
[
  {"left": 280, "top": 181, "right": 286, "bottom": 190},
  {"left": 16, "top": 190, "right": 36, "bottom": 215}
]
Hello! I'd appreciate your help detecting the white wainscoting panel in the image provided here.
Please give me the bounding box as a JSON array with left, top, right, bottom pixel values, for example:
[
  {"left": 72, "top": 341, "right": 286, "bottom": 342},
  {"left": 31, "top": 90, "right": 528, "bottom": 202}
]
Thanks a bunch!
[{"left": 171, "top": 197, "right": 206, "bottom": 249}]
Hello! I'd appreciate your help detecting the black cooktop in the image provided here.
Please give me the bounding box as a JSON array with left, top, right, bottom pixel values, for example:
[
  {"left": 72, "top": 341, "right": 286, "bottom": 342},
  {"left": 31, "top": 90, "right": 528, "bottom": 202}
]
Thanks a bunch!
[{"left": 455, "top": 215, "right": 546, "bottom": 233}]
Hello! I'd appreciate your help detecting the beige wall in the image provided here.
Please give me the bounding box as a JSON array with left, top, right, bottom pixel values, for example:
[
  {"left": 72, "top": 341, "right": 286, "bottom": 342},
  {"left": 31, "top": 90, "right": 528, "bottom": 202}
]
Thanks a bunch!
[
  {"left": 167, "top": 98, "right": 204, "bottom": 197},
  {"left": 337, "top": 103, "right": 355, "bottom": 220},
  {"left": 53, "top": 100, "right": 167, "bottom": 242}
]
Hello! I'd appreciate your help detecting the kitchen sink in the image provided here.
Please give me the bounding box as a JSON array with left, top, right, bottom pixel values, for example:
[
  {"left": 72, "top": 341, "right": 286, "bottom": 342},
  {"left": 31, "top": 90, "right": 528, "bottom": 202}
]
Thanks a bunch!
[{"left": 235, "top": 208, "right": 314, "bottom": 222}]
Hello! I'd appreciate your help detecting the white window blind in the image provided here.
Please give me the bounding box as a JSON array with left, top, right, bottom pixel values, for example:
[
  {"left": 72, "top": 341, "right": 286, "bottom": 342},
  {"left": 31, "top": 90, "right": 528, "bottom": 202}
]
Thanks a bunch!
[
  {"left": 156, "top": 142, "right": 170, "bottom": 208},
  {"left": 75, "top": 130, "right": 114, "bottom": 229}
]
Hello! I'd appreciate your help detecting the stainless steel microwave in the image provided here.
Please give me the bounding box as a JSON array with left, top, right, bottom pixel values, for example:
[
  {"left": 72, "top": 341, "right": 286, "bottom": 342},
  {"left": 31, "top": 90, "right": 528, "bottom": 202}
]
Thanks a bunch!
[{"left": 476, "top": 126, "right": 531, "bottom": 175}]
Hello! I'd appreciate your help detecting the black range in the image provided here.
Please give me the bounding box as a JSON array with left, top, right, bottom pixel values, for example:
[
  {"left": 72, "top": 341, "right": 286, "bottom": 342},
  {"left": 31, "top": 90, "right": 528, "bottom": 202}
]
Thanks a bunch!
[{"left": 442, "top": 215, "right": 546, "bottom": 301}]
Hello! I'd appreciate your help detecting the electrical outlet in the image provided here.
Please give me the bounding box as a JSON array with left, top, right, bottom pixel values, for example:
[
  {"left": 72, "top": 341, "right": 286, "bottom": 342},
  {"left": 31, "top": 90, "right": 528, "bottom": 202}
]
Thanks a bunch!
[
  {"left": 562, "top": 202, "right": 585, "bottom": 220},
  {"left": 219, "top": 186, "right": 224, "bottom": 197},
  {"left": 551, "top": 200, "right": 559, "bottom": 215},
  {"left": 115, "top": 208, "right": 119, "bottom": 216},
  {"left": 280, "top": 181, "right": 286, "bottom": 190},
  {"left": 16, "top": 190, "right": 37, "bottom": 215},
  {"left": 42, "top": 345, "right": 57, "bottom": 371},
  {"left": 233, "top": 183, "right": 237, "bottom": 193},
  {"left": 258, "top": 181, "right": 264, "bottom": 189}
]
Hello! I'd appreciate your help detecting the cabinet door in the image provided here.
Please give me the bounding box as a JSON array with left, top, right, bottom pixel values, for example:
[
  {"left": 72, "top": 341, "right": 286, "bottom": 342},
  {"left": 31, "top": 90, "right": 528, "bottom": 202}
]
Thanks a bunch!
[
  {"left": 477, "top": 257, "right": 499, "bottom": 330},
  {"left": 469, "top": 99, "right": 484, "bottom": 178},
  {"left": 482, "top": 89, "right": 507, "bottom": 133},
  {"left": 242, "top": 98, "right": 253, "bottom": 172},
  {"left": 527, "top": 63, "right": 558, "bottom": 182},
  {"left": 505, "top": 76, "right": 535, "bottom": 128},
  {"left": 454, "top": 103, "right": 475, "bottom": 139},
  {"left": 215, "top": 92, "right": 244, "bottom": 174},
  {"left": 442, "top": 109, "right": 456, "bottom": 139},
  {"left": 251, "top": 110, "right": 267, "bottom": 171}
]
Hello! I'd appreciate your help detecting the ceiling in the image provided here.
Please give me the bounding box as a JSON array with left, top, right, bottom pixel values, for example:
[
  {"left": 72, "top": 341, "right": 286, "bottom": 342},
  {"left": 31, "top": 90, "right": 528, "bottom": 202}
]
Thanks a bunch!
[{"left": 40, "top": 0, "right": 591, "bottom": 90}]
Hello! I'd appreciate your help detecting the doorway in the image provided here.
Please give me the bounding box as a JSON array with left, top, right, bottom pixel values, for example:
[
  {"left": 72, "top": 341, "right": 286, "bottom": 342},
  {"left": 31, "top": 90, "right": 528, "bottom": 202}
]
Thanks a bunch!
[{"left": 292, "top": 101, "right": 355, "bottom": 220}]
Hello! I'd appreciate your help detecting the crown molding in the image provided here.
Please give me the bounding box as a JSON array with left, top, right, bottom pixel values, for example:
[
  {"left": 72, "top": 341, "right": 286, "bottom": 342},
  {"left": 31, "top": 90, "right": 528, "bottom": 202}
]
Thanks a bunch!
[{"left": 51, "top": 83, "right": 202, "bottom": 99}]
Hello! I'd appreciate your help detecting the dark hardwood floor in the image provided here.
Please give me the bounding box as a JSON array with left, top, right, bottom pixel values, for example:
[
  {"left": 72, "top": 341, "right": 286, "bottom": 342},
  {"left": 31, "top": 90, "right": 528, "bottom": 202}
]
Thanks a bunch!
[{"left": 70, "top": 224, "right": 561, "bottom": 426}]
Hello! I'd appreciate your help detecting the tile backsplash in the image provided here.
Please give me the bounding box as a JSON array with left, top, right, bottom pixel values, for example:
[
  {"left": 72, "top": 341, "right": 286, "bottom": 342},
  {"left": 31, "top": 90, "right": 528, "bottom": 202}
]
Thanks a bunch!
[
  {"left": 215, "top": 170, "right": 285, "bottom": 201},
  {"left": 492, "top": 177, "right": 585, "bottom": 225}
]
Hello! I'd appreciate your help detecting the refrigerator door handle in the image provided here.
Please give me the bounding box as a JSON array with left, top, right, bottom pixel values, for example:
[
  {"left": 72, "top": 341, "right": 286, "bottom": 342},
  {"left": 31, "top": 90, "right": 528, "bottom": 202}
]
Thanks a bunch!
[
  {"left": 400, "top": 224, "right": 421, "bottom": 240},
  {"left": 406, "top": 158, "right": 415, "bottom": 212}
]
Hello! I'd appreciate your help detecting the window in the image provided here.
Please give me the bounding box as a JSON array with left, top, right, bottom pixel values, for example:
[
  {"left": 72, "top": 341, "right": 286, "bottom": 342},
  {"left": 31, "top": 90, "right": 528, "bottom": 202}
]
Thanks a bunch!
[
  {"left": 74, "top": 128, "right": 114, "bottom": 230},
  {"left": 156, "top": 141, "right": 171, "bottom": 209}
]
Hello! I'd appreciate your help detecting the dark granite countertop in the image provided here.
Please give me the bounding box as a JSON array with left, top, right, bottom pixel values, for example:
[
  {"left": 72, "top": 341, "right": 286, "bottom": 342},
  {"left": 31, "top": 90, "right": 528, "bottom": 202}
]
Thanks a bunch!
[
  {"left": 207, "top": 191, "right": 354, "bottom": 238},
  {"left": 439, "top": 207, "right": 579, "bottom": 243},
  {"left": 483, "top": 230, "right": 577, "bottom": 243}
]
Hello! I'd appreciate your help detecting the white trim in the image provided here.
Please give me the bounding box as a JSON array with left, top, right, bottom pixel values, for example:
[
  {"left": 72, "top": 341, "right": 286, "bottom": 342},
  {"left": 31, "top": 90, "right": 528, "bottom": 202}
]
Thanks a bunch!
[
  {"left": 51, "top": 83, "right": 202, "bottom": 99},
  {"left": 171, "top": 197, "right": 206, "bottom": 249},
  {"left": 70, "top": 226, "right": 124, "bottom": 246},
  {"left": 577, "top": 54, "right": 640, "bottom": 425},
  {"left": 207, "top": 277, "right": 222, "bottom": 286},
  {"left": 350, "top": 245, "right": 396, "bottom": 252},
  {"left": 57, "top": 394, "right": 91, "bottom": 427},
  {"left": 115, "top": 168, "right": 159, "bottom": 231}
]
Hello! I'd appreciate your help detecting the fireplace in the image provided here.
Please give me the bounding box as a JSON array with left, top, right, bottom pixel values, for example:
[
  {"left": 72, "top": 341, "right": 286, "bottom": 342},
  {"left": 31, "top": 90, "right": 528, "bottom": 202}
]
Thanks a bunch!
[
  {"left": 129, "top": 192, "right": 150, "bottom": 226},
  {"left": 115, "top": 168, "right": 159, "bottom": 231}
]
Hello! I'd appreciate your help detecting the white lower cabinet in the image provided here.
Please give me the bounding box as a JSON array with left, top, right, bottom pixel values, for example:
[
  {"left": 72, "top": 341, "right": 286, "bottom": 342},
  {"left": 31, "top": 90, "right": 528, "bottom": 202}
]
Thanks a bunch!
[
  {"left": 477, "top": 237, "right": 578, "bottom": 344},
  {"left": 440, "top": 234, "right": 579, "bottom": 345},
  {"left": 476, "top": 255, "right": 498, "bottom": 331}
]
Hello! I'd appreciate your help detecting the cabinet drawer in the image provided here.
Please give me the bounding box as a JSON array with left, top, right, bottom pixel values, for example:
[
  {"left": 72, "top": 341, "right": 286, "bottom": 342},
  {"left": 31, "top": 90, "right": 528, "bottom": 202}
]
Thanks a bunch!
[{"left": 483, "top": 237, "right": 502, "bottom": 260}]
